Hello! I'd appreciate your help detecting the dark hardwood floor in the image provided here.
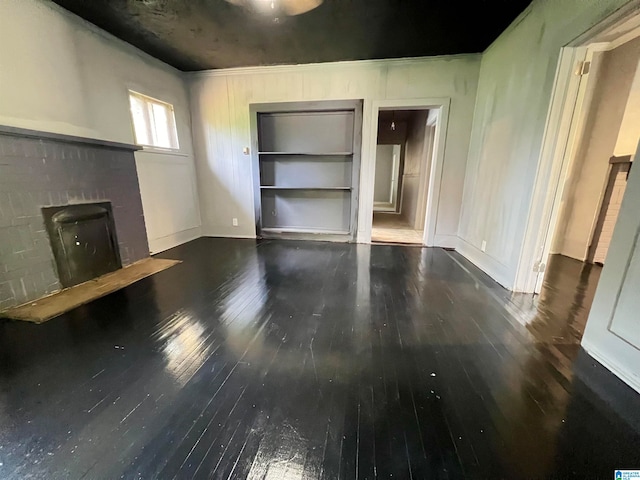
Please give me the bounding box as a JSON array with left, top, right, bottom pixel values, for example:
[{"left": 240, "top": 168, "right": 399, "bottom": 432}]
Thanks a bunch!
[{"left": 0, "top": 239, "right": 639, "bottom": 479}]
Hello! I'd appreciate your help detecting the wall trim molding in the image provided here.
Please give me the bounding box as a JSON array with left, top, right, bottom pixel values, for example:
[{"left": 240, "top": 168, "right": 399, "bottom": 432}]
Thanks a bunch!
[
  {"left": 0, "top": 125, "right": 141, "bottom": 152},
  {"left": 202, "top": 233, "right": 258, "bottom": 240},
  {"left": 433, "top": 234, "right": 459, "bottom": 249},
  {"left": 582, "top": 338, "right": 640, "bottom": 395},
  {"left": 149, "top": 226, "right": 202, "bottom": 254},
  {"left": 188, "top": 54, "right": 481, "bottom": 78},
  {"left": 456, "top": 237, "right": 512, "bottom": 290},
  {"left": 135, "top": 151, "right": 194, "bottom": 165}
]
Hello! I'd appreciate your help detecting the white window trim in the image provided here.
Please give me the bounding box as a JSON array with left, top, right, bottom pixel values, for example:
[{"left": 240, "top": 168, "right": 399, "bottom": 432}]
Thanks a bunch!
[
  {"left": 139, "top": 146, "right": 190, "bottom": 157},
  {"left": 128, "top": 90, "right": 180, "bottom": 151}
]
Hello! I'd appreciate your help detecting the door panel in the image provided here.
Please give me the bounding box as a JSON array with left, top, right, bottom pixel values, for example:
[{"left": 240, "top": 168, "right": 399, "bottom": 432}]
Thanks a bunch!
[
  {"left": 582, "top": 146, "right": 640, "bottom": 393},
  {"left": 609, "top": 231, "right": 640, "bottom": 349}
]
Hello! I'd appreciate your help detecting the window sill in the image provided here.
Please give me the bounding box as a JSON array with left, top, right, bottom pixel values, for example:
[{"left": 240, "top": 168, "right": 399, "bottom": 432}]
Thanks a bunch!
[{"left": 137, "top": 146, "right": 189, "bottom": 157}]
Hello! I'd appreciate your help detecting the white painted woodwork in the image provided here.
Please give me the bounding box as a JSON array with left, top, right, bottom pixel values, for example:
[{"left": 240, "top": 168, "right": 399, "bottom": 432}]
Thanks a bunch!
[
  {"left": 554, "top": 38, "right": 640, "bottom": 261},
  {"left": 0, "top": 0, "right": 201, "bottom": 253},
  {"left": 188, "top": 56, "right": 481, "bottom": 241},
  {"left": 135, "top": 152, "right": 201, "bottom": 253},
  {"left": 582, "top": 140, "right": 640, "bottom": 394}
]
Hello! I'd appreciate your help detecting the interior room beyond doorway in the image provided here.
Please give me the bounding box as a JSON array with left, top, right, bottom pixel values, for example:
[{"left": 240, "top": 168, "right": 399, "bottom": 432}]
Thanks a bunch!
[
  {"left": 551, "top": 36, "right": 640, "bottom": 268},
  {"left": 371, "top": 109, "right": 437, "bottom": 244},
  {"left": 512, "top": 5, "right": 640, "bottom": 396},
  {"left": 534, "top": 31, "right": 640, "bottom": 307}
]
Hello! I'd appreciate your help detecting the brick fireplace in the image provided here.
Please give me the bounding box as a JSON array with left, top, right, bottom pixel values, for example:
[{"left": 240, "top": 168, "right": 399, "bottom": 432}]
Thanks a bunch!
[{"left": 0, "top": 126, "right": 149, "bottom": 311}]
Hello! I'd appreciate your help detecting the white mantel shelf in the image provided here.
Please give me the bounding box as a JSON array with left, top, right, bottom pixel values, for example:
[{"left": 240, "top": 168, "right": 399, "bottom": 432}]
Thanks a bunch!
[{"left": 0, "top": 125, "right": 141, "bottom": 152}]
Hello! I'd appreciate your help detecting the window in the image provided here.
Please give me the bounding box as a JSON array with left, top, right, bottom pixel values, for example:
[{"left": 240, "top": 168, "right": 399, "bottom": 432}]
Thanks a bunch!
[{"left": 128, "top": 91, "right": 180, "bottom": 150}]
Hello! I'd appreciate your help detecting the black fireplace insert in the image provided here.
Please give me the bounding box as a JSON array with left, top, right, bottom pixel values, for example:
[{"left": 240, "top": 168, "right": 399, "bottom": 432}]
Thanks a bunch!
[{"left": 42, "top": 202, "right": 122, "bottom": 288}]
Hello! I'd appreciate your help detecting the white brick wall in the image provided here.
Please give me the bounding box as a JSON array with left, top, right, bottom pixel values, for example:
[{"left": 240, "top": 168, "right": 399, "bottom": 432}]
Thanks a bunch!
[{"left": 594, "top": 169, "right": 629, "bottom": 264}]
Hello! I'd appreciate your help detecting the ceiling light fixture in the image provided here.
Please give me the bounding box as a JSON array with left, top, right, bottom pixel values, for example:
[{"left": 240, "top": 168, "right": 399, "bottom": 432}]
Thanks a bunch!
[{"left": 225, "top": 0, "right": 323, "bottom": 17}]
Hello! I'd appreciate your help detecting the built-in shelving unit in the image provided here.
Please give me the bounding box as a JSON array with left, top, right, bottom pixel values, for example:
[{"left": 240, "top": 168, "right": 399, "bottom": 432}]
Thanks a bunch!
[
  {"left": 251, "top": 101, "right": 362, "bottom": 240},
  {"left": 259, "top": 186, "right": 352, "bottom": 191},
  {"left": 259, "top": 152, "right": 354, "bottom": 156}
]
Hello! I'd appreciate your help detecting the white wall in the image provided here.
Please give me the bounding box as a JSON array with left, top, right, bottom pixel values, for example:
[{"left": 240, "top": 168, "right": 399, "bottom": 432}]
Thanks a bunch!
[
  {"left": 0, "top": 0, "right": 201, "bottom": 253},
  {"left": 457, "top": 0, "right": 633, "bottom": 289},
  {"left": 554, "top": 37, "right": 640, "bottom": 260},
  {"left": 615, "top": 56, "right": 640, "bottom": 156},
  {"left": 189, "top": 56, "right": 481, "bottom": 243}
]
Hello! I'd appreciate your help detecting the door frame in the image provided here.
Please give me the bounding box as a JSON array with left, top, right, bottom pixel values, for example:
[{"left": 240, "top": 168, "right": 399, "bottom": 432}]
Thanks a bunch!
[
  {"left": 357, "top": 97, "right": 451, "bottom": 246},
  {"left": 249, "top": 99, "right": 363, "bottom": 242},
  {"left": 515, "top": 2, "right": 640, "bottom": 293}
]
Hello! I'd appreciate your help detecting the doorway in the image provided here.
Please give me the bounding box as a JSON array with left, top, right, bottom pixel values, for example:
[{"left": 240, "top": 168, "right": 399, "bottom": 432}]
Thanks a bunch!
[
  {"left": 539, "top": 36, "right": 640, "bottom": 299},
  {"left": 371, "top": 109, "right": 438, "bottom": 244},
  {"left": 373, "top": 144, "right": 402, "bottom": 213},
  {"left": 513, "top": 3, "right": 640, "bottom": 394},
  {"left": 515, "top": 5, "right": 640, "bottom": 330}
]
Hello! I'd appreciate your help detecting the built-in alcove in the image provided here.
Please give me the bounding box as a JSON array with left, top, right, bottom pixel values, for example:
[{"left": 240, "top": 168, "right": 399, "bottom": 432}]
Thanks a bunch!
[{"left": 251, "top": 100, "right": 363, "bottom": 241}]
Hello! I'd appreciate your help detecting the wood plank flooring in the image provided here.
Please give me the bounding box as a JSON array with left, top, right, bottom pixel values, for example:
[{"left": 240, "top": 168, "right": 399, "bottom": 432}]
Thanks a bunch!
[
  {"left": 371, "top": 213, "right": 423, "bottom": 245},
  {"left": 0, "top": 239, "right": 638, "bottom": 479},
  {"left": 1, "top": 258, "right": 180, "bottom": 323},
  {"left": 371, "top": 226, "right": 423, "bottom": 244}
]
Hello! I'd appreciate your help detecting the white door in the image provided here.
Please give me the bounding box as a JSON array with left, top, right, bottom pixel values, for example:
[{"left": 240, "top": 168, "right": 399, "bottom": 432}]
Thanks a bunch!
[
  {"left": 582, "top": 147, "right": 640, "bottom": 394},
  {"left": 373, "top": 144, "right": 401, "bottom": 212},
  {"left": 390, "top": 144, "right": 401, "bottom": 206}
]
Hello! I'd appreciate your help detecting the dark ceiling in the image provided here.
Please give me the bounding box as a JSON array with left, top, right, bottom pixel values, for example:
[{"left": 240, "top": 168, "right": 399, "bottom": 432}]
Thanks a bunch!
[{"left": 51, "top": 0, "right": 533, "bottom": 71}]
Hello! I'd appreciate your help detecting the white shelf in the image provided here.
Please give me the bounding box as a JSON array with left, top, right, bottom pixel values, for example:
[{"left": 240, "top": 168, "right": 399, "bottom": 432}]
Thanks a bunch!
[
  {"left": 256, "top": 106, "right": 357, "bottom": 238},
  {"left": 260, "top": 186, "right": 351, "bottom": 191},
  {"left": 261, "top": 227, "right": 350, "bottom": 235},
  {"left": 258, "top": 152, "right": 353, "bottom": 156}
]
